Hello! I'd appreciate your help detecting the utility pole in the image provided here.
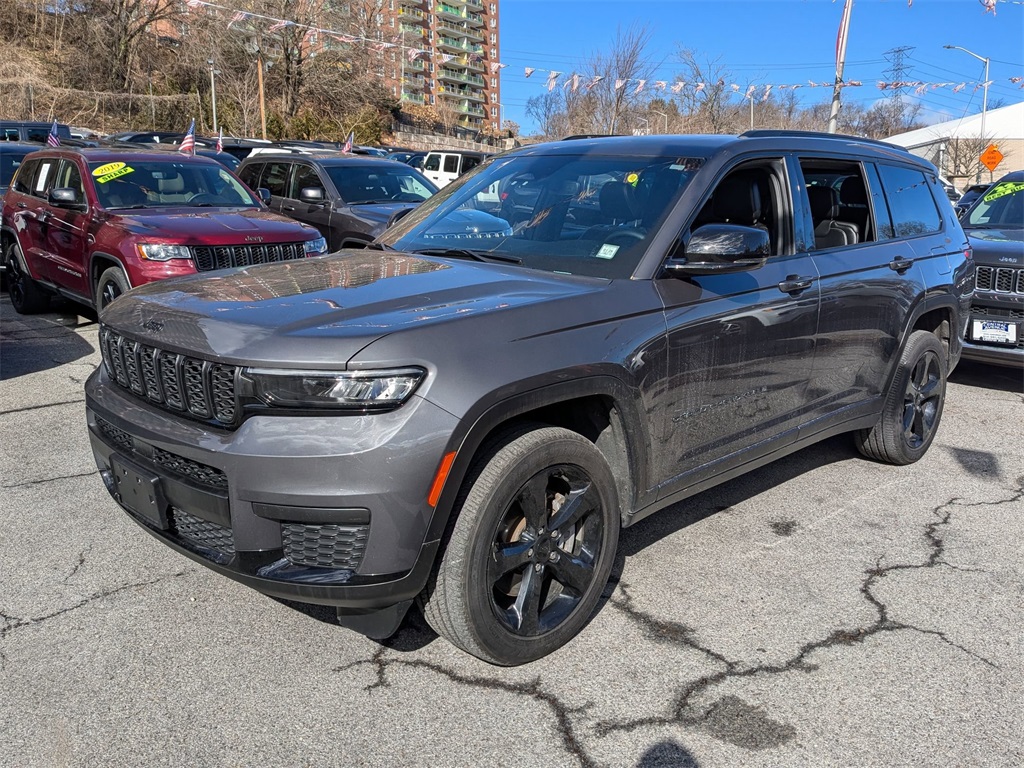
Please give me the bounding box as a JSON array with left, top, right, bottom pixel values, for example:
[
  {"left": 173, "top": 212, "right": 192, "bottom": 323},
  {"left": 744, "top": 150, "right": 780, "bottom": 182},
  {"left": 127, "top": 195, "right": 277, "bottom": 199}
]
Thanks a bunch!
[
  {"left": 208, "top": 58, "right": 219, "bottom": 133},
  {"left": 828, "top": 0, "right": 853, "bottom": 134},
  {"left": 883, "top": 46, "right": 914, "bottom": 133},
  {"left": 257, "top": 51, "right": 267, "bottom": 140}
]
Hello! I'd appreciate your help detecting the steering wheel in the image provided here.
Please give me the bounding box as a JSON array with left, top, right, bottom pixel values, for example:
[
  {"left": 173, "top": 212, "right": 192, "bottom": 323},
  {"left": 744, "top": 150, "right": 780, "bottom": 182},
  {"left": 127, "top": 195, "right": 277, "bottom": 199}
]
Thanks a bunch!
[
  {"left": 603, "top": 228, "right": 646, "bottom": 246},
  {"left": 186, "top": 193, "right": 218, "bottom": 205}
]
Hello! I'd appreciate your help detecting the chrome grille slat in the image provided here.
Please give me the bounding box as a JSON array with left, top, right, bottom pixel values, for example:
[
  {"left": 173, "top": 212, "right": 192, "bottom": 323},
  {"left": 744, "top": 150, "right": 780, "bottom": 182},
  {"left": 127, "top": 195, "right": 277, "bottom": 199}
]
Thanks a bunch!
[
  {"left": 975, "top": 266, "right": 1024, "bottom": 295},
  {"left": 192, "top": 242, "right": 306, "bottom": 272},
  {"left": 99, "top": 325, "right": 238, "bottom": 428}
]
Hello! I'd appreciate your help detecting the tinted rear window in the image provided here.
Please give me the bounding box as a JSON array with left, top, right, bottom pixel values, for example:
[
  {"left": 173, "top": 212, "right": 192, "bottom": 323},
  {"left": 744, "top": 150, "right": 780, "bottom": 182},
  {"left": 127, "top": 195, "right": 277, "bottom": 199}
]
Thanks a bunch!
[{"left": 877, "top": 164, "right": 941, "bottom": 238}]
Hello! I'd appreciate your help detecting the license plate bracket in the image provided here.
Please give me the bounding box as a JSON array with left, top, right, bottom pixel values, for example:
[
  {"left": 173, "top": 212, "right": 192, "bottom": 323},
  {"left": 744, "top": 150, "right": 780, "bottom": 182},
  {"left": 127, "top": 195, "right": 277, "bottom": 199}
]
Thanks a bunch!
[
  {"left": 110, "top": 456, "right": 169, "bottom": 529},
  {"left": 971, "top": 319, "right": 1018, "bottom": 345}
]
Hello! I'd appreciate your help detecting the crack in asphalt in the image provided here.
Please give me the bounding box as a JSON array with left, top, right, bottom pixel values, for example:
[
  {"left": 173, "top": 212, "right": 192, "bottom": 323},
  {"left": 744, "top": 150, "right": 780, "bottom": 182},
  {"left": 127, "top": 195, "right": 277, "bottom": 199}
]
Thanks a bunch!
[
  {"left": 0, "top": 399, "right": 86, "bottom": 417},
  {"left": 0, "top": 571, "right": 189, "bottom": 669},
  {"left": 335, "top": 651, "right": 598, "bottom": 768},
  {"left": 2, "top": 469, "right": 98, "bottom": 489},
  {"left": 63, "top": 546, "right": 93, "bottom": 584},
  {"left": 594, "top": 486, "right": 1017, "bottom": 743}
]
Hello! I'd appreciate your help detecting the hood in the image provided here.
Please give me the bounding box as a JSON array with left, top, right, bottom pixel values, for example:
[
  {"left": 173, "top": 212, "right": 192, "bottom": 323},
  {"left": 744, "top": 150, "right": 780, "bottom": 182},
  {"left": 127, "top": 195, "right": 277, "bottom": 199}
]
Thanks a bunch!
[
  {"left": 100, "top": 250, "right": 605, "bottom": 366},
  {"left": 966, "top": 227, "right": 1024, "bottom": 267},
  {"left": 105, "top": 207, "right": 319, "bottom": 244},
  {"left": 341, "top": 202, "right": 418, "bottom": 236}
]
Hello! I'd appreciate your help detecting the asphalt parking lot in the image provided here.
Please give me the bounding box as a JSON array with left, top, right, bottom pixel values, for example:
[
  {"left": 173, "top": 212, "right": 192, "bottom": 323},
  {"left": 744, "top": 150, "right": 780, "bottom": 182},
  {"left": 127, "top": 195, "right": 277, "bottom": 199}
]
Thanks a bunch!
[{"left": 2, "top": 296, "right": 1022, "bottom": 767}]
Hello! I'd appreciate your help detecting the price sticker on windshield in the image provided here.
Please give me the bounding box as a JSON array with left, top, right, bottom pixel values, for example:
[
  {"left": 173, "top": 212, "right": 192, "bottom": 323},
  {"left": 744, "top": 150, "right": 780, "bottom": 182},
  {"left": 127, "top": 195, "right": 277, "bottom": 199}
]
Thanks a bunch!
[
  {"left": 983, "top": 181, "right": 1024, "bottom": 203},
  {"left": 92, "top": 162, "right": 135, "bottom": 184}
]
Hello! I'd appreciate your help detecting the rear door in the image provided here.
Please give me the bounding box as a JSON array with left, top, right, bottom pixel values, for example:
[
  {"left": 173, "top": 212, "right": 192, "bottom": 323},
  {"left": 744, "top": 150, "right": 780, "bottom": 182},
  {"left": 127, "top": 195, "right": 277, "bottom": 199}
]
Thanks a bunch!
[
  {"left": 799, "top": 157, "right": 937, "bottom": 421},
  {"left": 11, "top": 156, "right": 61, "bottom": 283},
  {"left": 259, "top": 160, "right": 293, "bottom": 214}
]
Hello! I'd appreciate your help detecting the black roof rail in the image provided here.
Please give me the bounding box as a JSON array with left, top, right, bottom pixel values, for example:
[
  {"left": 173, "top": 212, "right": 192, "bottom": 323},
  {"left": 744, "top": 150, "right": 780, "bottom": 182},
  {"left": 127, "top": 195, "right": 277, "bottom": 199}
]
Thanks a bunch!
[{"left": 739, "top": 129, "right": 904, "bottom": 151}]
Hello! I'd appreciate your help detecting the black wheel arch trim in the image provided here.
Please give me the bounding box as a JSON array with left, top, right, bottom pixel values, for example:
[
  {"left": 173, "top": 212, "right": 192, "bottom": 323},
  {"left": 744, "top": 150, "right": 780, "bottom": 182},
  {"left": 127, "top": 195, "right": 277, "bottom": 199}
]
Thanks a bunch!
[
  {"left": 89, "top": 251, "right": 131, "bottom": 301},
  {"left": 423, "top": 373, "right": 653, "bottom": 549}
]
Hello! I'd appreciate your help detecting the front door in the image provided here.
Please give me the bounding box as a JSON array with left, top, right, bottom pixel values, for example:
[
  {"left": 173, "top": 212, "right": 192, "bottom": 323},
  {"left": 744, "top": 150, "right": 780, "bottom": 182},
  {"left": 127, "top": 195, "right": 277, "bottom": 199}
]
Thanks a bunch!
[
  {"left": 652, "top": 159, "right": 820, "bottom": 501},
  {"left": 42, "top": 159, "right": 91, "bottom": 297}
]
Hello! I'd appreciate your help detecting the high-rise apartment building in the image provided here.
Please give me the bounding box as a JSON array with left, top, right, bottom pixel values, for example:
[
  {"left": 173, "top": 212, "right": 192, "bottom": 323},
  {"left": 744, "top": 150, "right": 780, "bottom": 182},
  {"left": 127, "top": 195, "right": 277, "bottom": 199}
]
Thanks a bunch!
[{"left": 383, "top": 0, "right": 501, "bottom": 133}]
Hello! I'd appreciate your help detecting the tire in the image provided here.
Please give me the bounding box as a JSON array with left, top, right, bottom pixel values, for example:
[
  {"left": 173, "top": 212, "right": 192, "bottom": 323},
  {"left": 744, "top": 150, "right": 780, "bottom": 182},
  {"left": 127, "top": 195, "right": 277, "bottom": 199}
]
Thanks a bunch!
[
  {"left": 854, "top": 330, "right": 947, "bottom": 465},
  {"left": 96, "top": 266, "right": 130, "bottom": 310},
  {"left": 5, "top": 241, "right": 50, "bottom": 314},
  {"left": 421, "top": 425, "right": 620, "bottom": 665}
]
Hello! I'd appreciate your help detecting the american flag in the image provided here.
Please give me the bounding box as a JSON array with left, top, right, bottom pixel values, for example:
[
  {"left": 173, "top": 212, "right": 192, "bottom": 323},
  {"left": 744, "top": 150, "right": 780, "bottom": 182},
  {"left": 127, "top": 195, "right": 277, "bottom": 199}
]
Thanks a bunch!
[
  {"left": 341, "top": 131, "right": 354, "bottom": 153},
  {"left": 178, "top": 118, "right": 196, "bottom": 155},
  {"left": 46, "top": 120, "right": 61, "bottom": 147}
]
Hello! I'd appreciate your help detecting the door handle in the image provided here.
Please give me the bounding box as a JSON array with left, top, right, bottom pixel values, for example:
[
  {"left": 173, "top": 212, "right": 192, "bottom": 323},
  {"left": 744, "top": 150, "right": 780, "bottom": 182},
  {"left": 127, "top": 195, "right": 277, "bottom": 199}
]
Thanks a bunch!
[
  {"left": 17, "top": 201, "right": 27, "bottom": 208},
  {"left": 889, "top": 258, "right": 914, "bottom": 273},
  {"left": 778, "top": 275, "right": 814, "bottom": 295},
  {"left": 283, "top": 205, "right": 296, "bottom": 211}
]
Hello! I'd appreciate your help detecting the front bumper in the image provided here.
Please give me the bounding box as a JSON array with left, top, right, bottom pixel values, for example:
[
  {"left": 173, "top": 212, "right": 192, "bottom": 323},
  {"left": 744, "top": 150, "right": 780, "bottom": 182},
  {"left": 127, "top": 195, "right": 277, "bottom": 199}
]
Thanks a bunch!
[
  {"left": 85, "top": 366, "right": 458, "bottom": 630},
  {"left": 961, "top": 295, "right": 1024, "bottom": 368}
]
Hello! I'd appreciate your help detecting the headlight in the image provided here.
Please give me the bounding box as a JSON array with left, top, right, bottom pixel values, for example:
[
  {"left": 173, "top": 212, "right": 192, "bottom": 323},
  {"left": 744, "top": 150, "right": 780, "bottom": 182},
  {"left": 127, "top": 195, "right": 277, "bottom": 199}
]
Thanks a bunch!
[
  {"left": 241, "top": 367, "right": 424, "bottom": 410},
  {"left": 137, "top": 244, "right": 192, "bottom": 261},
  {"left": 304, "top": 236, "right": 328, "bottom": 256}
]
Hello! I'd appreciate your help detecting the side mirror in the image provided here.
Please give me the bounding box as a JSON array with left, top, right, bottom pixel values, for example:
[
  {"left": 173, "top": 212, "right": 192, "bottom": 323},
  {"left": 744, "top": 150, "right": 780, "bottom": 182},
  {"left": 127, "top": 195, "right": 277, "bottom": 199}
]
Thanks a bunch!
[
  {"left": 256, "top": 187, "right": 271, "bottom": 204},
  {"left": 48, "top": 187, "right": 85, "bottom": 210},
  {"left": 299, "top": 186, "right": 325, "bottom": 204},
  {"left": 664, "top": 224, "right": 770, "bottom": 276}
]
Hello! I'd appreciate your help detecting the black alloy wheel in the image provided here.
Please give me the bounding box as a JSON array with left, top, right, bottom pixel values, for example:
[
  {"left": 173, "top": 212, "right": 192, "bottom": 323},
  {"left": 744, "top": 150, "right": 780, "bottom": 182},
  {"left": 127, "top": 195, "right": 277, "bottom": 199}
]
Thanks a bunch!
[
  {"left": 901, "top": 348, "right": 943, "bottom": 450},
  {"left": 97, "top": 266, "right": 130, "bottom": 310},
  {"left": 6, "top": 243, "right": 50, "bottom": 314}
]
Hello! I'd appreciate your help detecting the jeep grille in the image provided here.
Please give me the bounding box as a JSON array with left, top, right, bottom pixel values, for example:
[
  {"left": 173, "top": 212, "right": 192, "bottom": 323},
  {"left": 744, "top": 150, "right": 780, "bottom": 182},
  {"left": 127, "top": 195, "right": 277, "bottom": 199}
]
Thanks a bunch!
[
  {"left": 975, "top": 265, "right": 1024, "bottom": 295},
  {"left": 99, "top": 326, "right": 238, "bottom": 427},
  {"left": 192, "top": 242, "right": 307, "bottom": 271}
]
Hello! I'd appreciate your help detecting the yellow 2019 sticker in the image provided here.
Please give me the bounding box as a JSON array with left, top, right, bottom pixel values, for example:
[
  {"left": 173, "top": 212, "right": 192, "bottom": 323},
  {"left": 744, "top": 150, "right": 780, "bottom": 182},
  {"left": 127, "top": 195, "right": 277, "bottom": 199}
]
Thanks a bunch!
[
  {"left": 96, "top": 166, "right": 135, "bottom": 184},
  {"left": 626, "top": 172, "right": 639, "bottom": 186},
  {"left": 92, "top": 162, "right": 125, "bottom": 177},
  {"left": 983, "top": 181, "right": 1024, "bottom": 203}
]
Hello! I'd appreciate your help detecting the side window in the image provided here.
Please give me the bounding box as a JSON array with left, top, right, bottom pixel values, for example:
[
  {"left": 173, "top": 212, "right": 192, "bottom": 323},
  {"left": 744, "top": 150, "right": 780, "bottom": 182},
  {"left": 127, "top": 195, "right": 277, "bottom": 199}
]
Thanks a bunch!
[
  {"left": 290, "top": 164, "right": 323, "bottom": 198},
  {"left": 25, "top": 127, "right": 50, "bottom": 143},
  {"left": 54, "top": 161, "right": 85, "bottom": 202},
  {"left": 691, "top": 160, "right": 787, "bottom": 257},
  {"left": 864, "top": 164, "right": 895, "bottom": 240},
  {"left": 31, "top": 158, "right": 58, "bottom": 198},
  {"left": 423, "top": 154, "right": 441, "bottom": 172},
  {"left": 461, "top": 155, "right": 482, "bottom": 174},
  {"left": 876, "top": 164, "right": 941, "bottom": 238},
  {"left": 798, "top": 158, "right": 875, "bottom": 250},
  {"left": 261, "top": 162, "right": 291, "bottom": 197},
  {"left": 238, "top": 162, "right": 264, "bottom": 190},
  {"left": 443, "top": 155, "right": 459, "bottom": 174},
  {"left": 12, "top": 158, "right": 38, "bottom": 193}
]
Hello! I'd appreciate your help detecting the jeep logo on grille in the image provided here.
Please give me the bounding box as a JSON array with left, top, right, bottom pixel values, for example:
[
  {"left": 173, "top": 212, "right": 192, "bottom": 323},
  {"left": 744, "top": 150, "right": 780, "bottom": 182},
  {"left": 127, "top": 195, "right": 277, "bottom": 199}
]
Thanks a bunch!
[
  {"left": 142, "top": 319, "right": 164, "bottom": 332},
  {"left": 245, "top": 236, "right": 265, "bottom": 243}
]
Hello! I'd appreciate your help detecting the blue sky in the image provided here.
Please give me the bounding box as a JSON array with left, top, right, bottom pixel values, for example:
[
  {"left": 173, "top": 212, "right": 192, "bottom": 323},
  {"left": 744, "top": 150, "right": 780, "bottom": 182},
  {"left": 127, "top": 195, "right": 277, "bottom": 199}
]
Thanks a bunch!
[{"left": 497, "top": 0, "right": 1024, "bottom": 133}]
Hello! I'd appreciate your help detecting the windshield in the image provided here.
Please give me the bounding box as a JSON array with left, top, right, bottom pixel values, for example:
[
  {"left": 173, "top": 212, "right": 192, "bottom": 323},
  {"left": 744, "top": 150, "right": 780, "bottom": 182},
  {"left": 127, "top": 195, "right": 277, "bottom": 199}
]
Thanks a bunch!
[
  {"left": 965, "top": 178, "right": 1024, "bottom": 230},
  {"left": 88, "top": 160, "right": 259, "bottom": 210},
  {"left": 325, "top": 165, "right": 437, "bottom": 204},
  {"left": 379, "top": 151, "right": 705, "bottom": 279}
]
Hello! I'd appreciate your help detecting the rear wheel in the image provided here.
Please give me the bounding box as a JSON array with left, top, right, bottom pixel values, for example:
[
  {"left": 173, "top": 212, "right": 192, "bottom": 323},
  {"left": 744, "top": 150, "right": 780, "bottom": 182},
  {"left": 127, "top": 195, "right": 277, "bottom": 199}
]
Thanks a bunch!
[
  {"left": 97, "top": 266, "right": 130, "bottom": 310},
  {"left": 422, "top": 425, "right": 619, "bottom": 665},
  {"left": 855, "top": 330, "right": 947, "bottom": 465},
  {"left": 5, "top": 241, "right": 50, "bottom": 314}
]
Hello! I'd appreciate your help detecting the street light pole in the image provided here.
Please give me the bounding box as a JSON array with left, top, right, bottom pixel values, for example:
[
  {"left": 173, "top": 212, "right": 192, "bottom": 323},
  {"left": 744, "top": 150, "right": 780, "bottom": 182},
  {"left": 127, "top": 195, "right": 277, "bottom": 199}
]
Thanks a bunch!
[
  {"left": 208, "top": 58, "right": 218, "bottom": 133},
  {"left": 944, "top": 44, "right": 990, "bottom": 182},
  {"left": 651, "top": 109, "right": 669, "bottom": 134}
]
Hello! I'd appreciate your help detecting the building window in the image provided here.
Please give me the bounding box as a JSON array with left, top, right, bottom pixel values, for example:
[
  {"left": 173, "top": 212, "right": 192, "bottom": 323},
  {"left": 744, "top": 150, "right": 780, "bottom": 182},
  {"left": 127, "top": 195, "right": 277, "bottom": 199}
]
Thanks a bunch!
[
  {"left": 390, "top": 17, "right": 394, "bottom": 26},
  {"left": 489, "top": 33, "right": 496, "bottom": 43},
  {"left": 490, "top": 93, "right": 497, "bottom": 102},
  {"left": 490, "top": 47, "right": 496, "bottom": 58},
  {"left": 490, "top": 77, "right": 496, "bottom": 87},
  {"left": 490, "top": 18, "right": 495, "bottom": 27},
  {"left": 489, "top": 3, "right": 496, "bottom": 12},
  {"left": 490, "top": 106, "right": 497, "bottom": 117}
]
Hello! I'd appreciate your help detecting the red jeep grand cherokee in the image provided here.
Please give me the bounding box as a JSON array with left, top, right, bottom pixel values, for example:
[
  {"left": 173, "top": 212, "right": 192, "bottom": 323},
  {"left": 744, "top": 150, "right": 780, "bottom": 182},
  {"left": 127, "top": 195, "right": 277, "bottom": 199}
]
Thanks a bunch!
[{"left": 1, "top": 147, "right": 328, "bottom": 312}]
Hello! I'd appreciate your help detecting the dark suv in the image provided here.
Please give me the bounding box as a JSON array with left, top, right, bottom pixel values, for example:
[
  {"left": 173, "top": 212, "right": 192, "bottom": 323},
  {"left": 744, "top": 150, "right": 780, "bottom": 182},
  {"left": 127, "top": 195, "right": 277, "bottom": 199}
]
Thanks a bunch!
[
  {"left": 1, "top": 148, "right": 327, "bottom": 313},
  {"left": 236, "top": 153, "right": 437, "bottom": 251},
  {"left": 85, "top": 131, "right": 972, "bottom": 665},
  {"left": 958, "top": 170, "right": 1023, "bottom": 367}
]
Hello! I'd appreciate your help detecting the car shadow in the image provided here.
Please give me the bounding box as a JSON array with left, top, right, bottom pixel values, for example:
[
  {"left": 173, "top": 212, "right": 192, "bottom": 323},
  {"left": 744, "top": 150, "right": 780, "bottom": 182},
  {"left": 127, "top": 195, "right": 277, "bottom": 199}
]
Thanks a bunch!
[
  {"left": 950, "top": 359, "right": 1023, "bottom": 393},
  {"left": 0, "top": 297, "right": 98, "bottom": 380}
]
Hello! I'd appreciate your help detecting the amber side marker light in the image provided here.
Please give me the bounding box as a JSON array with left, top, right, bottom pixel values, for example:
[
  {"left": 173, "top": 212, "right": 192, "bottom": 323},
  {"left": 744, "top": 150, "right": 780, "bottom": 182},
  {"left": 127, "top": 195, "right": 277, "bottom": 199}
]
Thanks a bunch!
[{"left": 428, "top": 451, "right": 457, "bottom": 508}]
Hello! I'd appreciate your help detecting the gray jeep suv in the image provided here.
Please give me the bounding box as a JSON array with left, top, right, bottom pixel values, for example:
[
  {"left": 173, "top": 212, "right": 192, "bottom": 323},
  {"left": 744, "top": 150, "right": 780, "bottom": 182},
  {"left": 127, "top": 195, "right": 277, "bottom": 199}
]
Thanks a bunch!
[{"left": 85, "top": 131, "right": 973, "bottom": 665}]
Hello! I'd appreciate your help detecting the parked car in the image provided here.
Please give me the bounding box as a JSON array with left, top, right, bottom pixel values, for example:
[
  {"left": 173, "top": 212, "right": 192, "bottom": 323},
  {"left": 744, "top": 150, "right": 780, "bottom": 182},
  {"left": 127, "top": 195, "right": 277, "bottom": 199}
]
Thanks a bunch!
[
  {"left": 422, "top": 150, "right": 487, "bottom": 187},
  {"left": 1, "top": 121, "right": 72, "bottom": 143},
  {"left": 954, "top": 183, "right": 990, "bottom": 218},
  {"left": 387, "top": 151, "right": 427, "bottom": 169},
  {"left": 1, "top": 147, "right": 327, "bottom": 313},
  {"left": 85, "top": 131, "right": 971, "bottom": 665},
  {"left": 0, "top": 142, "right": 38, "bottom": 196},
  {"left": 148, "top": 142, "right": 241, "bottom": 172},
  {"left": 236, "top": 152, "right": 437, "bottom": 250},
  {"left": 958, "top": 170, "right": 1024, "bottom": 367}
]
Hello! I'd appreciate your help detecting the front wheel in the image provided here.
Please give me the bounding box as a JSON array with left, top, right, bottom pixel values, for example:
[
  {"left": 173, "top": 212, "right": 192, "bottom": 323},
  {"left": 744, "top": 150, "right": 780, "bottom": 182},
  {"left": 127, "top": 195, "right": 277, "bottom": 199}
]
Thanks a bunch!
[
  {"left": 854, "top": 330, "right": 947, "bottom": 465},
  {"left": 422, "top": 425, "right": 620, "bottom": 665},
  {"left": 96, "top": 266, "right": 130, "bottom": 310}
]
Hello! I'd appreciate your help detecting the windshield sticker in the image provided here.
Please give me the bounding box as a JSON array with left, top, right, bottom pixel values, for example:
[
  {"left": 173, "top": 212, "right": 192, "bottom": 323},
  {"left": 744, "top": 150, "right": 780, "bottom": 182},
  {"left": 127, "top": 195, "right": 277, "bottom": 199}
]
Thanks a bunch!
[
  {"left": 596, "top": 243, "right": 620, "bottom": 259},
  {"left": 92, "top": 162, "right": 125, "bottom": 177},
  {"left": 983, "top": 181, "right": 1024, "bottom": 202},
  {"left": 96, "top": 166, "right": 135, "bottom": 184},
  {"left": 671, "top": 158, "right": 705, "bottom": 172},
  {"left": 626, "top": 172, "right": 640, "bottom": 187}
]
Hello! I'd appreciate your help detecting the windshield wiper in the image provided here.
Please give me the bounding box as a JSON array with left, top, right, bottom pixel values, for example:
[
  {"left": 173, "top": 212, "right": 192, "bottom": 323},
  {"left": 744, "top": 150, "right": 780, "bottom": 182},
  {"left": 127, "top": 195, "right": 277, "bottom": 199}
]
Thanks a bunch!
[
  {"left": 414, "top": 248, "right": 522, "bottom": 265},
  {"left": 364, "top": 242, "right": 395, "bottom": 251}
]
